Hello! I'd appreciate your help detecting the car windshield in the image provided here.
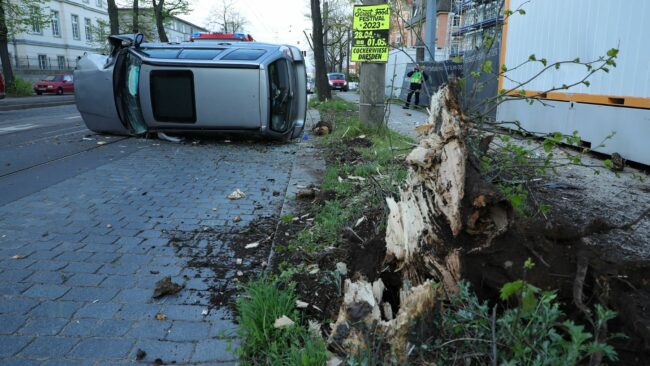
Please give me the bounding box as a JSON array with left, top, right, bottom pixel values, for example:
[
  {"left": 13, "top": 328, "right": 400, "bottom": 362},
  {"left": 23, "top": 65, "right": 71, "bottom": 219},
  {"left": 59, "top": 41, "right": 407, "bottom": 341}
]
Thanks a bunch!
[
  {"left": 44, "top": 75, "right": 63, "bottom": 81},
  {"left": 328, "top": 74, "right": 345, "bottom": 80}
]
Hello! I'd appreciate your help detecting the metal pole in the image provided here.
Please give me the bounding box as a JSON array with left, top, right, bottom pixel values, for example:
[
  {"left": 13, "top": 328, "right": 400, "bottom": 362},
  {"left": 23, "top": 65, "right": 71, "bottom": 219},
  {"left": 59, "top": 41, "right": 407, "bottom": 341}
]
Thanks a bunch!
[
  {"left": 359, "top": 0, "right": 387, "bottom": 127},
  {"left": 425, "top": 0, "right": 437, "bottom": 61}
]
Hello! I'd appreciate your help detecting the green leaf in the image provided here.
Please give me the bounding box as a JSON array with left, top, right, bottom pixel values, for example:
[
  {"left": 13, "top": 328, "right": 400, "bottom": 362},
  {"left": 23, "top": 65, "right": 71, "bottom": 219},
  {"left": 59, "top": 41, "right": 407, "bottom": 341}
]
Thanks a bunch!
[
  {"left": 540, "top": 58, "right": 547, "bottom": 66},
  {"left": 555, "top": 63, "right": 561, "bottom": 70},
  {"left": 524, "top": 258, "right": 535, "bottom": 270},
  {"left": 606, "top": 48, "right": 619, "bottom": 57},
  {"left": 528, "top": 54, "right": 536, "bottom": 61},
  {"left": 583, "top": 80, "right": 590, "bottom": 87},
  {"left": 518, "top": 9, "right": 526, "bottom": 15},
  {"left": 483, "top": 60, "right": 493, "bottom": 73},
  {"left": 500, "top": 280, "right": 523, "bottom": 300},
  {"left": 501, "top": 64, "right": 508, "bottom": 72},
  {"left": 573, "top": 57, "right": 581, "bottom": 63}
]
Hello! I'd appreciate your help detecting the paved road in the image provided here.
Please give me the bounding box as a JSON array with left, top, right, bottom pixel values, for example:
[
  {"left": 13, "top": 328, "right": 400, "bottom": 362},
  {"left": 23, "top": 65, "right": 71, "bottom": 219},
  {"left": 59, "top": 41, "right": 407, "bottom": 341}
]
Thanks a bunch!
[
  {"left": 0, "top": 95, "right": 76, "bottom": 111},
  {"left": 0, "top": 105, "right": 303, "bottom": 364},
  {"left": 335, "top": 91, "right": 427, "bottom": 138}
]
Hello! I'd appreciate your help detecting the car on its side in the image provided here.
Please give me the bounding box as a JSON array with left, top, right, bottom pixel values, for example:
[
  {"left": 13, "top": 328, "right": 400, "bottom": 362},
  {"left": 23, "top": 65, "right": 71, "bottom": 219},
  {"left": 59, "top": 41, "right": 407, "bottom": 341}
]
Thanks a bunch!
[
  {"left": 0, "top": 73, "right": 5, "bottom": 99},
  {"left": 75, "top": 33, "right": 306, "bottom": 141},
  {"left": 327, "top": 72, "right": 348, "bottom": 92},
  {"left": 34, "top": 74, "right": 75, "bottom": 95}
]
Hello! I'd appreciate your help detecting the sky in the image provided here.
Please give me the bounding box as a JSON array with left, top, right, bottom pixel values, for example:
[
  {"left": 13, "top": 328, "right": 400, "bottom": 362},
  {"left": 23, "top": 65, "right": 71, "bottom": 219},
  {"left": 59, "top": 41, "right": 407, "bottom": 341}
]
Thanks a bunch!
[{"left": 180, "top": 0, "right": 313, "bottom": 48}]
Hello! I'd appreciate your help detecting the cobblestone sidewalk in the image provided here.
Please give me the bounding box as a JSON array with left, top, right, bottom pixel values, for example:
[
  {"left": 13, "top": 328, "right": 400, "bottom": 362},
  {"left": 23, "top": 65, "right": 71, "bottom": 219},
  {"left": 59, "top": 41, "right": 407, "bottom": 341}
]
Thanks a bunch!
[{"left": 0, "top": 139, "right": 301, "bottom": 365}]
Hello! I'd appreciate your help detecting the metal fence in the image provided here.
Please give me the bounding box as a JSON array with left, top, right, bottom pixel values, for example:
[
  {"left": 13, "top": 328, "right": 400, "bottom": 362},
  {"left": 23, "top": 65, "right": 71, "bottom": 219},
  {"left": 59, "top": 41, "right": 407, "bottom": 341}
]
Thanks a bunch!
[{"left": 5, "top": 56, "right": 78, "bottom": 71}]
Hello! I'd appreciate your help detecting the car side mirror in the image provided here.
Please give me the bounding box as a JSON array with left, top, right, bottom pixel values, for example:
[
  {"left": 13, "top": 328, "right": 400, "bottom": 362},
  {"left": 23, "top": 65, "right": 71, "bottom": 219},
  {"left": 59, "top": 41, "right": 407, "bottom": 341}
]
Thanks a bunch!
[{"left": 134, "top": 33, "right": 144, "bottom": 48}]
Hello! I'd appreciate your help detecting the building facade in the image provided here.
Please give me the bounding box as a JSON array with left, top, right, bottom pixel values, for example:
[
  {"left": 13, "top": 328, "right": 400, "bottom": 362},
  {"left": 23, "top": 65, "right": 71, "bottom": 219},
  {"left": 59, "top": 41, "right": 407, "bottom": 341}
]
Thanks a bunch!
[
  {"left": 117, "top": 9, "right": 208, "bottom": 43},
  {"left": 10, "top": 0, "right": 109, "bottom": 71},
  {"left": 389, "top": 0, "right": 452, "bottom": 61}
]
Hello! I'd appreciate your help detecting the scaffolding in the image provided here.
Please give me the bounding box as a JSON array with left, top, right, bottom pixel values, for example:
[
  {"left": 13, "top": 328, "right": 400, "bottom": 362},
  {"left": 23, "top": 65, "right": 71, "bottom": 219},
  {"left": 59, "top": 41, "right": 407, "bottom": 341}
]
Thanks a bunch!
[{"left": 444, "top": 0, "right": 504, "bottom": 59}]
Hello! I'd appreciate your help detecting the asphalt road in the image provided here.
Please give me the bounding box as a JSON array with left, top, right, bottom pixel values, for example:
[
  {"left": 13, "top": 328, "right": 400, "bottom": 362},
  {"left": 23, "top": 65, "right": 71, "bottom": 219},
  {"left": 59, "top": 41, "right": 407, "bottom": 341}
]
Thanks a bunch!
[{"left": 0, "top": 105, "right": 145, "bottom": 206}]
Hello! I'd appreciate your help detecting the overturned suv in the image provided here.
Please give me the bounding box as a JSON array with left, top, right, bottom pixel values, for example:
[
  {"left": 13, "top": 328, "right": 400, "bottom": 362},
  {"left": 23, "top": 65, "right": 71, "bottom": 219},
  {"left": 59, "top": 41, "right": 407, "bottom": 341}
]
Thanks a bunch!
[{"left": 75, "top": 34, "right": 306, "bottom": 140}]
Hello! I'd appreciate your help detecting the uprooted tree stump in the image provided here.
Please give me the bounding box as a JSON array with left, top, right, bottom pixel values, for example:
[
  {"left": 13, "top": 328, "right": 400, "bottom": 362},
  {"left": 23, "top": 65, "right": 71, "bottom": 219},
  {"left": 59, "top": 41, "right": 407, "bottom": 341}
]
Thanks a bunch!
[{"left": 328, "top": 84, "right": 650, "bottom": 361}]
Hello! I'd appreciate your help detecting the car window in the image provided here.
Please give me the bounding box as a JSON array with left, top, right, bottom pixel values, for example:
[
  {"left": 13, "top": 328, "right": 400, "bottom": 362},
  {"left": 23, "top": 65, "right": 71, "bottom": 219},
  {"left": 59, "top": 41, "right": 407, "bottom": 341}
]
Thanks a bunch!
[
  {"left": 63, "top": 75, "right": 73, "bottom": 82},
  {"left": 222, "top": 49, "right": 266, "bottom": 61},
  {"left": 328, "top": 74, "right": 345, "bottom": 80},
  {"left": 44, "top": 76, "right": 56, "bottom": 81},
  {"left": 139, "top": 48, "right": 181, "bottom": 59},
  {"left": 268, "top": 58, "right": 292, "bottom": 132},
  {"left": 177, "top": 49, "right": 224, "bottom": 60},
  {"left": 54, "top": 75, "right": 64, "bottom": 82},
  {"left": 150, "top": 70, "right": 196, "bottom": 123}
]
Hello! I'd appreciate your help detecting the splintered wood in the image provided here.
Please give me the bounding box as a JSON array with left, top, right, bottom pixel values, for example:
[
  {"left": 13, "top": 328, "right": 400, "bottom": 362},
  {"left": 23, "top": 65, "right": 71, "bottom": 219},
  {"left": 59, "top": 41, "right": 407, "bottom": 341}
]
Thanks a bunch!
[{"left": 385, "top": 85, "right": 467, "bottom": 282}]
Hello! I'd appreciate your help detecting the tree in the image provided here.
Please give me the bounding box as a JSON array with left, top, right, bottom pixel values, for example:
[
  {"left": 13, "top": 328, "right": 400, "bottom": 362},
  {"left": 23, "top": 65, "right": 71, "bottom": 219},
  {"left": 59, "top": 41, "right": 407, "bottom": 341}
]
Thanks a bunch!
[
  {"left": 132, "top": 0, "right": 139, "bottom": 33},
  {"left": 151, "top": 0, "right": 191, "bottom": 42},
  {"left": 310, "top": 0, "right": 331, "bottom": 101},
  {"left": 0, "top": 0, "right": 50, "bottom": 85},
  {"left": 205, "top": 0, "right": 248, "bottom": 33},
  {"left": 107, "top": 0, "right": 119, "bottom": 35},
  {"left": 322, "top": 0, "right": 353, "bottom": 73}
]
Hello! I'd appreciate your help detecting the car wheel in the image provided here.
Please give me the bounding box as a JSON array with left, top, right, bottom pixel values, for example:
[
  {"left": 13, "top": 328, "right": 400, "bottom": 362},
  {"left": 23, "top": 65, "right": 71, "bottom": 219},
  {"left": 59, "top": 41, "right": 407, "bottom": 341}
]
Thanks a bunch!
[
  {"left": 36, "top": 91, "right": 43, "bottom": 95},
  {"left": 56, "top": 88, "right": 63, "bottom": 95}
]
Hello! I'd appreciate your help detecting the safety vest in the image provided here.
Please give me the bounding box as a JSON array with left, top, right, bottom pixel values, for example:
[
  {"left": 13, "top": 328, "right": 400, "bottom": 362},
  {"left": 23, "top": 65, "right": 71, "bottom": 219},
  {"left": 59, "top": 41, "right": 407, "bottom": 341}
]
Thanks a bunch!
[{"left": 410, "top": 71, "right": 423, "bottom": 84}]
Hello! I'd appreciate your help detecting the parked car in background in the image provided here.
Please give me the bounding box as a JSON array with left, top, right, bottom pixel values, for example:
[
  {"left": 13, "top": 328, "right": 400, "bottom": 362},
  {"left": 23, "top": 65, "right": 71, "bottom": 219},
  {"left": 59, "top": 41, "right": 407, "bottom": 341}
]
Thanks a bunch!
[
  {"left": 34, "top": 74, "right": 75, "bottom": 95},
  {"left": 327, "top": 72, "right": 348, "bottom": 91},
  {"left": 306, "top": 77, "right": 315, "bottom": 94},
  {"left": 0, "top": 73, "right": 5, "bottom": 99},
  {"left": 75, "top": 33, "right": 307, "bottom": 141}
]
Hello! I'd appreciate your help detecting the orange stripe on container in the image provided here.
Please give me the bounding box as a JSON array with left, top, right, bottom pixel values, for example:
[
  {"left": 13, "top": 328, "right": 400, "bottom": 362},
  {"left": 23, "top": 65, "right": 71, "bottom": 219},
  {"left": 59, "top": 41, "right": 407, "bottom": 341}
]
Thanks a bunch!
[{"left": 506, "top": 90, "right": 650, "bottom": 109}]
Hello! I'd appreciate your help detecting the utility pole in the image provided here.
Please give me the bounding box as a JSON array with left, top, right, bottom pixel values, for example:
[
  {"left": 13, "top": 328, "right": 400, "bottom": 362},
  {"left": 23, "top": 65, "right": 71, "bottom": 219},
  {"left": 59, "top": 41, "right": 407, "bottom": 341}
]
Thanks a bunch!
[
  {"left": 424, "top": 0, "right": 437, "bottom": 61},
  {"left": 359, "top": 0, "right": 387, "bottom": 127}
]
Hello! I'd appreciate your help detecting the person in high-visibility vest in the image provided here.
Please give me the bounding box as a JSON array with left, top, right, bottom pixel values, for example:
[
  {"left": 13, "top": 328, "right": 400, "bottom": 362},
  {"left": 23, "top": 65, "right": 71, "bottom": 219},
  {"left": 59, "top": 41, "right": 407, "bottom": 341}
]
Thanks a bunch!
[{"left": 403, "top": 64, "right": 428, "bottom": 109}]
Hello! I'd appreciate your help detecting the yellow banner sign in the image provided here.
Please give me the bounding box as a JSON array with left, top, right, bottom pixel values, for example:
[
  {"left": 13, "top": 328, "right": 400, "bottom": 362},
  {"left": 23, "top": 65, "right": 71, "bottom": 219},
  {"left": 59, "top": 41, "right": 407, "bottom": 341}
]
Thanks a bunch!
[
  {"left": 353, "top": 4, "right": 391, "bottom": 30},
  {"left": 352, "top": 4, "right": 390, "bottom": 62}
]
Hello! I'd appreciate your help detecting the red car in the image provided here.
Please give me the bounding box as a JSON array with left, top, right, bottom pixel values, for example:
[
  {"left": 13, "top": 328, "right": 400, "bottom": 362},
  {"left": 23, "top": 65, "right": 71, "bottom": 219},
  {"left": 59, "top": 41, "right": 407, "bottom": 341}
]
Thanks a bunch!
[
  {"left": 34, "top": 74, "right": 75, "bottom": 95},
  {"left": 0, "top": 73, "right": 5, "bottom": 99},
  {"left": 327, "top": 72, "right": 349, "bottom": 92}
]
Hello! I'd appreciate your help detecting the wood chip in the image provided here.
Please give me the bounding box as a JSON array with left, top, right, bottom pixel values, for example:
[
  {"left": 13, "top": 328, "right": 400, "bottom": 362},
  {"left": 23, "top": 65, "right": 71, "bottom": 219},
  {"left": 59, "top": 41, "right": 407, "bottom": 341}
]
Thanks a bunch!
[
  {"left": 296, "top": 300, "right": 309, "bottom": 308},
  {"left": 244, "top": 242, "right": 259, "bottom": 249}
]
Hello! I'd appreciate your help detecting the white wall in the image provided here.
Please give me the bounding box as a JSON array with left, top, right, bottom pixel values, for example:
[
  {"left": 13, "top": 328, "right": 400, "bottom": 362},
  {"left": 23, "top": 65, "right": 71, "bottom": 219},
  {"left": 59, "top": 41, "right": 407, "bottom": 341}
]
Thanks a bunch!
[
  {"left": 13, "top": 0, "right": 109, "bottom": 62},
  {"left": 503, "top": 0, "right": 650, "bottom": 98},
  {"left": 498, "top": 0, "right": 650, "bottom": 165},
  {"left": 385, "top": 48, "right": 416, "bottom": 98}
]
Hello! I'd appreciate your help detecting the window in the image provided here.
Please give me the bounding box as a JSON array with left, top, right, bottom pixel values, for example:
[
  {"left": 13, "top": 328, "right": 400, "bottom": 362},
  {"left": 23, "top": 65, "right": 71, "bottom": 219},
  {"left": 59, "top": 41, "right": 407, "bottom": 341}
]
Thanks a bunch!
[
  {"left": 150, "top": 70, "right": 196, "bottom": 123},
  {"left": 268, "top": 59, "right": 292, "bottom": 132},
  {"left": 177, "top": 49, "right": 224, "bottom": 60},
  {"left": 30, "top": 6, "right": 42, "bottom": 34},
  {"left": 71, "top": 15, "right": 80, "bottom": 39},
  {"left": 38, "top": 55, "right": 48, "bottom": 70},
  {"left": 51, "top": 11, "right": 60, "bottom": 37},
  {"left": 222, "top": 49, "right": 266, "bottom": 61},
  {"left": 63, "top": 75, "right": 73, "bottom": 82},
  {"left": 139, "top": 48, "right": 180, "bottom": 59},
  {"left": 85, "top": 18, "right": 92, "bottom": 41},
  {"left": 96, "top": 0, "right": 102, "bottom": 7},
  {"left": 57, "top": 55, "right": 66, "bottom": 69}
]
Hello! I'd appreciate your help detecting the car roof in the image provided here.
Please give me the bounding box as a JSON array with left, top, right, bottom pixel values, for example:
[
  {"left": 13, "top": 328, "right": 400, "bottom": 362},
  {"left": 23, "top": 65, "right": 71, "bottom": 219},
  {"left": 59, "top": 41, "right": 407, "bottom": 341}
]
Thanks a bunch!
[{"left": 139, "top": 41, "right": 282, "bottom": 51}]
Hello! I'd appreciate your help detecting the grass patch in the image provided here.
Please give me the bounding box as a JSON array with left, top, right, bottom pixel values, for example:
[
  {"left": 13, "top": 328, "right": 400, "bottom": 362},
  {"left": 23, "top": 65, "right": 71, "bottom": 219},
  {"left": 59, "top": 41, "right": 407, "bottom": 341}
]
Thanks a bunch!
[
  {"left": 7, "top": 77, "right": 34, "bottom": 97},
  {"left": 237, "top": 277, "right": 328, "bottom": 365},
  {"left": 239, "top": 97, "right": 416, "bottom": 363}
]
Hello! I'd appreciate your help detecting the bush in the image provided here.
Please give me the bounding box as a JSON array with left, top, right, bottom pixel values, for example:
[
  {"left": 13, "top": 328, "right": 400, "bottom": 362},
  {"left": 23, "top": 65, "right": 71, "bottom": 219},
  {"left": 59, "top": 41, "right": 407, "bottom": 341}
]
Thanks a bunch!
[{"left": 7, "top": 77, "right": 34, "bottom": 97}]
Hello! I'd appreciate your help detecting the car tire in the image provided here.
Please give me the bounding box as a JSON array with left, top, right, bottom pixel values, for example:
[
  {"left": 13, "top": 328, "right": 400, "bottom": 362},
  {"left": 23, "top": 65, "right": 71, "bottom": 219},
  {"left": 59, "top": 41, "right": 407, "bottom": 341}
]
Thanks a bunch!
[
  {"left": 36, "top": 91, "right": 43, "bottom": 95},
  {"left": 56, "top": 88, "right": 63, "bottom": 95}
]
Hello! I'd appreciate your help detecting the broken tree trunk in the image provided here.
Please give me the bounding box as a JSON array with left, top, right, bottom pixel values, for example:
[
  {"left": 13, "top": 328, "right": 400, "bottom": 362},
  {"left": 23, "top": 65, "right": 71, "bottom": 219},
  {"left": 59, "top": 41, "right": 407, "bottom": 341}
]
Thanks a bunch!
[{"left": 329, "top": 84, "right": 513, "bottom": 359}]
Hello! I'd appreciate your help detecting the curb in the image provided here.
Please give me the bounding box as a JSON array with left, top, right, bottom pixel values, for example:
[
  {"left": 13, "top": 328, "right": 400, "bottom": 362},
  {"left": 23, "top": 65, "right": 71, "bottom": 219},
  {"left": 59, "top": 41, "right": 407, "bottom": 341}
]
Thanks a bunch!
[{"left": 0, "top": 99, "right": 76, "bottom": 111}]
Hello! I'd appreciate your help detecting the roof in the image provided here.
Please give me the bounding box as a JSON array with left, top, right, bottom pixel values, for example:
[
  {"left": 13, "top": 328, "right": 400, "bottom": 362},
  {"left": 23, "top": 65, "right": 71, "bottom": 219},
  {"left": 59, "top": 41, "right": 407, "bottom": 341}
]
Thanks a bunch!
[{"left": 406, "top": 0, "right": 453, "bottom": 28}]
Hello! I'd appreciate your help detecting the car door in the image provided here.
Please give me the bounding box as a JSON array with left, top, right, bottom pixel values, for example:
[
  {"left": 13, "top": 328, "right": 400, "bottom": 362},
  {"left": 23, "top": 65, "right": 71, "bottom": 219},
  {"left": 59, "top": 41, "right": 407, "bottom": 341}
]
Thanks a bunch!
[
  {"left": 75, "top": 36, "right": 147, "bottom": 135},
  {"left": 63, "top": 75, "right": 74, "bottom": 92}
]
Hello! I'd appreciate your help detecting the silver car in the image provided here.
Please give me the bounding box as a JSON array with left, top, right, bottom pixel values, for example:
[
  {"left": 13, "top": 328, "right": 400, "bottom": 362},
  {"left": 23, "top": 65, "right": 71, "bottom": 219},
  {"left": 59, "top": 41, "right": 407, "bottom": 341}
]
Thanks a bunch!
[{"left": 75, "top": 34, "right": 306, "bottom": 140}]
